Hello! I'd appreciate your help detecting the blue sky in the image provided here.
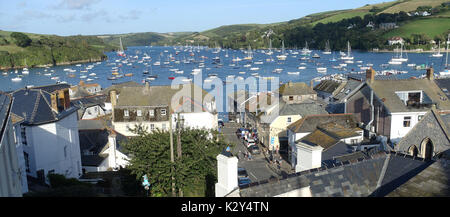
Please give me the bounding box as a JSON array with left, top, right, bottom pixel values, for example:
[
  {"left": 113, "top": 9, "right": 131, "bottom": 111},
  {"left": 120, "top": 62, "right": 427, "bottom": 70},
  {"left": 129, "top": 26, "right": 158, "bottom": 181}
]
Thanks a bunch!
[{"left": 0, "top": 0, "right": 389, "bottom": 36}]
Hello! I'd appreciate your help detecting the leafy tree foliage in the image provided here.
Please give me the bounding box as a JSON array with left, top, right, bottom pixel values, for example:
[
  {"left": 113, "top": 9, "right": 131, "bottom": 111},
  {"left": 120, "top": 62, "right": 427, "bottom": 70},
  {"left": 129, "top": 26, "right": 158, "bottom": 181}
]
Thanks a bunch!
[
  {"left": 122, "top": 127, "right": 229, "bottom": 197},
  {"left": 10, "top": 32, "right": 32, "bottom": 47}
]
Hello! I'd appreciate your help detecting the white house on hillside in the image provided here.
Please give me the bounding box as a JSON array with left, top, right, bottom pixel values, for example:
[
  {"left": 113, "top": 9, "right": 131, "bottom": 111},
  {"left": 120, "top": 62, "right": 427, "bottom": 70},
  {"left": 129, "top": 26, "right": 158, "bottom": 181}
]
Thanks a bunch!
[{"left": 11, "top": 84, "right": 82, "bottom": 184}]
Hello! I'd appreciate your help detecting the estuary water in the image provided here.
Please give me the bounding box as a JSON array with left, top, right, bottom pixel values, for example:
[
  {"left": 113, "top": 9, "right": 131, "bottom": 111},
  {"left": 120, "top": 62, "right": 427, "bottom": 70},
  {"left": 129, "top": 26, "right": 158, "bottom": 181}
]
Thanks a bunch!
[{"left": 0, "top": 45, "right": 447, "bottom": 93}]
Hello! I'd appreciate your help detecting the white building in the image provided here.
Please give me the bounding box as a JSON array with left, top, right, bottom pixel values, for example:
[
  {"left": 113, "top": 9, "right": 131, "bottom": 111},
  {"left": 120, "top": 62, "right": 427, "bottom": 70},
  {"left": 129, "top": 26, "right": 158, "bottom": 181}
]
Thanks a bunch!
[
  {"left": 0, "top": 92, "right": 23, "bottom": 197},
  {"left": 343, "top": 68, "right": 450, "bottom": 144},
  {"left": 11, "top": 85, "right": 82, "bottom": 184},
  {"left": 388, "top": 37, "right": 404, "bottom": 46}
]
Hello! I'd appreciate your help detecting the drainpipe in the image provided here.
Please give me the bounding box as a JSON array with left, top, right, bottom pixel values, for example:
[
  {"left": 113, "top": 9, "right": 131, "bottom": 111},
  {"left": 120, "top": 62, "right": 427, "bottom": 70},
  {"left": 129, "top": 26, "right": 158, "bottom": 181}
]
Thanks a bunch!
[{"left": 366, "top": 89, "right": 374, "bottom": 136}]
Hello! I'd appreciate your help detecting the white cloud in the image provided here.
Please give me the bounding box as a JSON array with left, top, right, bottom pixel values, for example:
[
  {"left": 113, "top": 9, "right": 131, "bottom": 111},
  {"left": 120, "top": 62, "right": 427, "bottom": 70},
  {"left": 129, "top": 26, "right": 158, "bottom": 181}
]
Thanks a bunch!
[{"left": 55, "top": 0, "right": 101, "bottom": 10}]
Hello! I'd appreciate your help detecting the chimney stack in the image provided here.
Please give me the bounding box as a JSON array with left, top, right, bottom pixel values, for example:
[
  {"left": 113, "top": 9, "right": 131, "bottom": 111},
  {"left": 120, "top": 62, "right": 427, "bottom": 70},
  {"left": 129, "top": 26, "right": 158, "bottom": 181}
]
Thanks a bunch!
[
  {"left": 215, "top": 151, "right": 238, "bottom": 197},
  {"left": 366, "top": 67, "right": 375, "bottom": 83},
  {"left": 310, "top": 80, "right": 314, "bottom": 89},
  {"left": 145, "top": 81, "right": 150, "bottom": 91},
  {"left": 426, "top": 67, "right": 434, "bottom": 81},
  {"left": 110, "top": 90, "right": 117, "bottom": 121},
  {"left": 108, "top": 132, "right": 117, "bottom": 170}
]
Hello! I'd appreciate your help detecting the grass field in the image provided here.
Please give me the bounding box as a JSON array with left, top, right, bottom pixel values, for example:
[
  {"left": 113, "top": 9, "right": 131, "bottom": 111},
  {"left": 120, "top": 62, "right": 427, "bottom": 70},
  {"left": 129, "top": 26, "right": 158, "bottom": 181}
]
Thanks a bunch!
[
  {"left": 380, "top": 0, "right": 449, "bottom": 13},
  {"left": 311, "top": 10, "right": 370, "bottom": 25},
  {"left": 383, "top": 17, "right": 450, "bottom": 39}
]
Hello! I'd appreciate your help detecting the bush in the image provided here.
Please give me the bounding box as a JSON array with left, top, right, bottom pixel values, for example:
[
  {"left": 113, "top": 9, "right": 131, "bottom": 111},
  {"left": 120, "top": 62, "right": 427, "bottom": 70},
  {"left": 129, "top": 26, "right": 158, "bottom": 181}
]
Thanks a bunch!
[
  {"left": 47, "top": 173, "right": 90, "bottom": 188},
  {"left": 10, "top": 32, "right": 32, "bottom": 47}
]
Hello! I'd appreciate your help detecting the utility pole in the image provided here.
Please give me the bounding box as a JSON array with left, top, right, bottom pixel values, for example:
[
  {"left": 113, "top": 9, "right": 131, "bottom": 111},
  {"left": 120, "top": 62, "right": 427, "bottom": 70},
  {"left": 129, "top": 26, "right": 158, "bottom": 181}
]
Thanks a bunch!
[
  {"left": 176, "top": 112, "right": 183, "bottom": 197},
  {"left": 169, "top": 110, "right": 175, "bottom": 197}
]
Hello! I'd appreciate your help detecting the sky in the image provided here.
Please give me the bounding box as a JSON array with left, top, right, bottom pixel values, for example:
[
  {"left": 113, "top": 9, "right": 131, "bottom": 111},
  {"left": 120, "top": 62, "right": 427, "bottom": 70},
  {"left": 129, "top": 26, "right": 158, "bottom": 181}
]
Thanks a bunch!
[{"left": 0, "top": 0, "right": 390, "bottom": 36}]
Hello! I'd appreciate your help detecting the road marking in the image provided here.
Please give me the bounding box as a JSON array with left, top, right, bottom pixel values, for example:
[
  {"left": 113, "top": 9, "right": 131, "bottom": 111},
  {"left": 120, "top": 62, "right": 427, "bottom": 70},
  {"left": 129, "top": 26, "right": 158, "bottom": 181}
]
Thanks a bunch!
[{"left": 249, "top": 171, "right": 258, "bottom": 181}]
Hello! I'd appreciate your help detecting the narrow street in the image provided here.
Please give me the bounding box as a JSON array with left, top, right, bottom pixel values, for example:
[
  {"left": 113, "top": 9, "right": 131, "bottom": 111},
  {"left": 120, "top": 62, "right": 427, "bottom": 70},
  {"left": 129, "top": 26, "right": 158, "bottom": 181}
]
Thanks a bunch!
[{"left": 221, "top": 122, "right": 280, "bottom": 182}]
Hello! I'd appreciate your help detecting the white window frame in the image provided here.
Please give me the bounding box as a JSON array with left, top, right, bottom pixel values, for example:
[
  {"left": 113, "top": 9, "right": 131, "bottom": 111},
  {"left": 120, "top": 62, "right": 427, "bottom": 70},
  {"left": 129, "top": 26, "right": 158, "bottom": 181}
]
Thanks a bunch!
[
  {"left": 161, "top": 109, "right": 167, "bottom": 116},
  {"left": 124, "top": 110, "right": 129, "bottom": 117},
  {"left": 137, "top": 110, "right": 142, "bottom": 117},
  {"left": 149, "top": 109, "right": 155, "bottom": 117}
]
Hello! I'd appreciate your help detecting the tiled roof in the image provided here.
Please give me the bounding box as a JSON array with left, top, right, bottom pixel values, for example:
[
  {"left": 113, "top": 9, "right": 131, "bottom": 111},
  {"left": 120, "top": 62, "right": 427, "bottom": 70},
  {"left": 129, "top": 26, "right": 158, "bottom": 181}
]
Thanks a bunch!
[{"left": 239, "top": 151, "right": 433, "bottom": 197}]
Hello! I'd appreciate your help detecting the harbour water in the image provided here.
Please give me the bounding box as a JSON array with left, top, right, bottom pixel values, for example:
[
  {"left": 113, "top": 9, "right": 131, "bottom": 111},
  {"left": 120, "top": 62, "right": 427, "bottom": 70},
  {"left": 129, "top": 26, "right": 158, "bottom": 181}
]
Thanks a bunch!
[{"left": 0, "top": 46, "right": 448, "bottom": 92}]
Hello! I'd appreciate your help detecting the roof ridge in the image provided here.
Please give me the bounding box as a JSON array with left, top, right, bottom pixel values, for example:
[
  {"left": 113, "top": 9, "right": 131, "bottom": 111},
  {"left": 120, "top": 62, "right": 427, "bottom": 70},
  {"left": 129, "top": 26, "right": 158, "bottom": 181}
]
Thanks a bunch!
[{"left": 29, "top": 91, "right": 42, "bottom": 123}]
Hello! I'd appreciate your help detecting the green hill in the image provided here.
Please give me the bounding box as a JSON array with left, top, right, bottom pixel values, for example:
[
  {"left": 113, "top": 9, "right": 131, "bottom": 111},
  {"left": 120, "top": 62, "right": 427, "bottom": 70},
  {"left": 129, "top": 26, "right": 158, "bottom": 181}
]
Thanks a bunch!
[{"left": 0, "top": 30, "right": 116, "bottom": 70}]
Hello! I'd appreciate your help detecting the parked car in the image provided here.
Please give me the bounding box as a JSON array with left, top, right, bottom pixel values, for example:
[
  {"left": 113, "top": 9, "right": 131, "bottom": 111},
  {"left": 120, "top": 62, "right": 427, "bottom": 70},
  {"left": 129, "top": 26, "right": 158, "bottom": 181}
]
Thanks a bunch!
[
  {"left": 248, "top": 145, "right": 261, "bottom": 155},
  {"left": 238, "top": 177, "right": 252, "bottom": 187},
  {"left": 244, "top": 139, "right": 256, "bottom": 148},
  {"left": 238, "top": 167, "right": 248, "bottom": 178}
]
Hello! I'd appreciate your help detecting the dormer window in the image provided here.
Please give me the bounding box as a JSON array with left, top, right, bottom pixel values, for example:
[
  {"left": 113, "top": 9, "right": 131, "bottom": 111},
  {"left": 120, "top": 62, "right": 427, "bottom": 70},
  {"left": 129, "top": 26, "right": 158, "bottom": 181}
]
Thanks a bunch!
[
  {"left": 137, "top": 110, "right": 142, "bottom": 117},
  {"left": 161, "top": 109, "right": 166, "bottom": 116},
  {"left": 149, "top": 110, "right": 154, "bottom": 117},
  {"left": 289, "top": 96, "right": 294, "bottom": 101},
  {"left": 395, "top": 91, "right": 423, "bottom": 106},
  {"left": 124, "top": 110, "right": 129, "bottom": 117}
]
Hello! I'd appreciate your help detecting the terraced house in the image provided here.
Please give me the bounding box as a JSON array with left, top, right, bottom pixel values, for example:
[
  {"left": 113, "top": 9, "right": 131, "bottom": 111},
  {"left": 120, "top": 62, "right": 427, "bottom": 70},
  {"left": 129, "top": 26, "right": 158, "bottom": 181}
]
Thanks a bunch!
[{"left": 110, "top": 82, "right": 217, "bottom": 136}]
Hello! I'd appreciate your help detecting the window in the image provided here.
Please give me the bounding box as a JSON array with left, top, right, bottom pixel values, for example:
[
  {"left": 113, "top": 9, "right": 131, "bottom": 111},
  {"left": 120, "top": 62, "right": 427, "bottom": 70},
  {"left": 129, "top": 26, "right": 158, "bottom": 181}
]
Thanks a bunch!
[
  {"left": 21, "top": 125, "right": 27, "bottom": 146},
  {"left": 150, "top": 124, "right": 155, "bottom": 130},
  {"left": 403, "top": 116, "right": 411, "bottom": 127},
  {"left": 162, "top": 123, "right": 166, "bottom": 130},
  {"left": 24, "top": 152, "right": 30, "bottom": 173},
  {"left": 287, "top": 117, "right": 292, "bottom": 123},
  {"left": 289, "top": 96, "right": 294, "bottom": 101},
  {"left": 149, "top": 110, "right": 155, "bottom": 117},
  {"left": 124, "top": 110, "right": 129, "bottom": 117},
  {"left": 161, "top": 109, "right": 167, "bottom": 116},
  {"left": 137, "top": 110, "right": 142, "bottom": 117}
]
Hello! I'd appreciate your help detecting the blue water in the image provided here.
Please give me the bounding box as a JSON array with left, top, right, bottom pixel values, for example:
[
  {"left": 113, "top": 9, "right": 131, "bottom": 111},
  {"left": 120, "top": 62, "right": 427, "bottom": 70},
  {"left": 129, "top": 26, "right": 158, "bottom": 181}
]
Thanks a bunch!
[{"left": 0, "top": 46, "right": 448, "bottom": 92}]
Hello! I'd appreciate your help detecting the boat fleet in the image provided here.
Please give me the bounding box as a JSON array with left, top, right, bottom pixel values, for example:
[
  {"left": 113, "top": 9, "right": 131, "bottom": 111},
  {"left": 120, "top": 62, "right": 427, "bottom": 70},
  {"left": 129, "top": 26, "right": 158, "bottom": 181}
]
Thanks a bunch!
[{"left": 3, "top": 35, "right": 450, "bottom": 85}]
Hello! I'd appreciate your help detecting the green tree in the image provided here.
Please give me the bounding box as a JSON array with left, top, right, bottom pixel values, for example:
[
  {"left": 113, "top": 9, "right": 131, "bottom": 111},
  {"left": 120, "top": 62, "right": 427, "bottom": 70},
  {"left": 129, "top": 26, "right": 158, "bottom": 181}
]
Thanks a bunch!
[
  {"left": 122, "top": 127, "right": 228, "bottom": 197},
  {"left": 10, "top": 32, "right": 32, "bottom": 47}
]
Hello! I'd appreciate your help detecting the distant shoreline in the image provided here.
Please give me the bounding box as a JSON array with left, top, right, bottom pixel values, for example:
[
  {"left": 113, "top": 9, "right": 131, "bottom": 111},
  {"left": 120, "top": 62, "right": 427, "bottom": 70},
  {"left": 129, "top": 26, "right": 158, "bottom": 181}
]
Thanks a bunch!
[{"left": 0, "top": 57, "right": 106, "bottom": 71}]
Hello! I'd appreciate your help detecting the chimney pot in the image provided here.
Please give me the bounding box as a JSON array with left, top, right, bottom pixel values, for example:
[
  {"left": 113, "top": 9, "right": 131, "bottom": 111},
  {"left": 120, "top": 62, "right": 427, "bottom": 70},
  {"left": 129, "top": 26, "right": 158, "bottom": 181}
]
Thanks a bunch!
[{"left": 366, "top": 67, "right": 375, "bottom": 83}]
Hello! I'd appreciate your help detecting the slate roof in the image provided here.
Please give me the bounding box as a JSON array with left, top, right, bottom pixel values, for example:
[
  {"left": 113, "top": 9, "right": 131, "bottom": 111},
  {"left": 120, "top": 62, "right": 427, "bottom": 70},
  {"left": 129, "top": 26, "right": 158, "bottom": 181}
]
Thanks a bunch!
[
  {"left": 434, "top": 78, "right": 450, "bottom": 98},
  {"left": 10, "top": 85, "right": 78, "bottom": 125},
  {"left": 441, "top": 113, "right": 450, "bottom": 133},
  {"left": 313, "top": 80, "right": 346, "bottom": 94},
  {"left": 347, "top": 73, "right": 399, "bottom": 81},
  {"left": 288, "top": 113, "right": 357, "bottom": 133},
  {"left": 0, "top": 92, "right": 12, "bottom": 143},
  {"left": 278, "top": 82, "right": 316, "bottom": 96},
  {"left": 79, "top": 129, "right": 109, "bottom": 167},
  {"left": 239, "top": 151, "right": 433, "bottom": 197},
  {"left": 30, "top": 84, "right": 71, "bottom": 93},
  {"left": 386, "top": 158, "right": 450, "bottom": 197},
  {"left": 366, "top": 79, "right": 450, "bottom": 112},
  {"left": 333, "top": 79, "right": 362, "bottom": 102}
]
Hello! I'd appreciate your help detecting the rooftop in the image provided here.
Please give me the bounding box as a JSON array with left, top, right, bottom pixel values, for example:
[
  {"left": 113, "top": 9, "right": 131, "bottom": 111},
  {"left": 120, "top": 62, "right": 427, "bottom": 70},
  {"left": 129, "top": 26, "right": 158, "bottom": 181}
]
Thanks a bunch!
[
  {"left": 0, "top": 92, "right": 12, "bottom": 143},
  {"left": 278, "top": 82, "right": 316, "bottom": 96},
  {"left": 367, "top": 79, "right": 450, "bottom": 112},
  {"left": 239, "top": 151, "right": 436, "bottom": 197},
  {"left": 288, "top": 113, "right": 357, "bottom": 133}
]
